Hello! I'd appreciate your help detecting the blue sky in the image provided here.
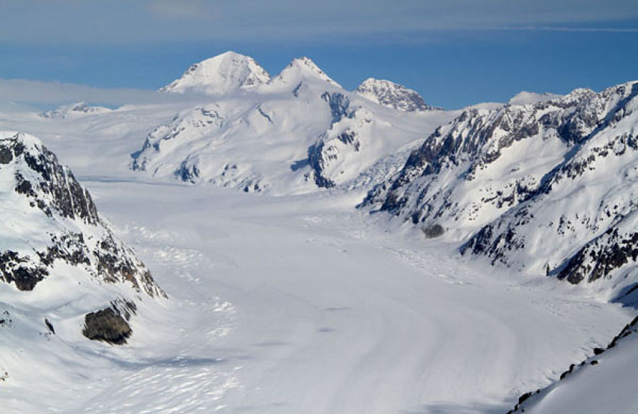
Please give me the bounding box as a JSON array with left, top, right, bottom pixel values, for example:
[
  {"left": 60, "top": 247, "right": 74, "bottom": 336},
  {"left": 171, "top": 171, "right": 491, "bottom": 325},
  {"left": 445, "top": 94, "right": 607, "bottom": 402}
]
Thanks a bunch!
[{"left": 0, "top": 0, "right": 637, "bottom": 109}]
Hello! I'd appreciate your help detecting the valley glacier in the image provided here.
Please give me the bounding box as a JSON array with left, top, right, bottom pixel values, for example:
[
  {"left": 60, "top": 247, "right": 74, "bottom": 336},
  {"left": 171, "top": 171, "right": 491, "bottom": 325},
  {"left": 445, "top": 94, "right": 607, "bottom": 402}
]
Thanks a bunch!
[{"left": 0, "top": 52, "right": 637, "bottom": 413}]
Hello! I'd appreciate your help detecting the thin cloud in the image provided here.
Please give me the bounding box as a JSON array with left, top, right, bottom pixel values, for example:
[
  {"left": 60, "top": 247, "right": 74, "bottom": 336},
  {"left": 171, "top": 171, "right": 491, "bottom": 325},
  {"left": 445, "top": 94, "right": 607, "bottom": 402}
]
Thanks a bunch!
[
  {"left": 0, "top": 78, "right": 210, "bottom": 107},
  {"left": 498, "top": 25, "right": 638, "bottom": 33},
  {"left": 0, "top": 0, "right": 637, "bottom": 45},
  {"left": 149, "top": 0, "right": 219, "bottom": 20}
]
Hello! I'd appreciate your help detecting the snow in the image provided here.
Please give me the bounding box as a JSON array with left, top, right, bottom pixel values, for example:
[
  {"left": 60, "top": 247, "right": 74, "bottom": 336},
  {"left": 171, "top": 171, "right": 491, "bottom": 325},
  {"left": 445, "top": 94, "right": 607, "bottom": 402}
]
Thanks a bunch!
[
  {"left": 513, "top": 319, "right": 638, "bottom": 414},
  {"left": 1, "top": 176, "right": 630, "bottom": 413},
  {"left": 507, "top": 91, "right": 562, "bottom": 106},
  {"left": 41, "top": 102, "right": 113, "bottom": 119},
  {"left": 0, "top": 59, "right": 637, "bottom": 413},
  {"left": 267, "top": 57, "right": 341, "bottom": 89},
  {"left": 134, "top": 60, "right": 455, "bottom": 194},
  {"left": 0, "top": 159, "right": 632, "bottom": 412},
  {"left": 366, "top": 81, "right": 638, "bottom": 301},
  {"left": 160, "top": 51, "right": 271, "bottom": 95},
  {"left": 355, "top": 78, "right": 434, "bottom": 112}
]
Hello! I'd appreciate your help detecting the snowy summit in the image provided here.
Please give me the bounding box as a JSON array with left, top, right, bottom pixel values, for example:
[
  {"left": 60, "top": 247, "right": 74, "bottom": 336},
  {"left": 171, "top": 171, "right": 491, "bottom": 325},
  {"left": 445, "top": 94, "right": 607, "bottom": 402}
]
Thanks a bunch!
[
  {"left": 159, "top": 51, "right": 271, "bottom": 95},
  {"left": 355, "top": 78, "right": 434, "bottom": 112},
  {"left": 268, "top": 57, "right": 340, "bottom": 88},
  {"left": 507, "top": 91, "right": 563, "bottom": 106},
  {"left": 41, "top": 102, "right": 112, "bottom": 119}
]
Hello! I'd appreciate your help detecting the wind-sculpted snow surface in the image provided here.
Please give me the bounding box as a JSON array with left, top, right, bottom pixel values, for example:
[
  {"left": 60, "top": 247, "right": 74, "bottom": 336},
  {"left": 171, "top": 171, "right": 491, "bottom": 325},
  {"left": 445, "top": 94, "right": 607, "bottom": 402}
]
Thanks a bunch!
[
  {"left": 0, "top": 179, "right": 626, "bottom": 414},
  {"left": 365, "top": 80, "right": 638, "bottom": 300},
  {"left": 133, "top": 53, "right": 453, "bottom": 194}
]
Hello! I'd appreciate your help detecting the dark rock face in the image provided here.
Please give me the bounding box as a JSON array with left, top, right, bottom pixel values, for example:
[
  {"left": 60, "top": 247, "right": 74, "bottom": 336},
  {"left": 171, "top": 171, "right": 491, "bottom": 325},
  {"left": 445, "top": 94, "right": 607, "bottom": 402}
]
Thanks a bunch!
[
  {"left": 93, "top": 234, "right": 160, "bottom": 295},
  {"left": 0, "top": 310, "right": 13, "bottom": 327},
  {"left": 557, "top": 229, "right": 638, "bottom": 284},
  {"left": 305, "top": 94, "right": 352, "bottom": 189},
  {"left": 0, "top": 251, "right": 48, "bottom": 291},
  {"left": 83, "top": 306, "right": 133, "bottom": 345},
  {"left": 44, "top": 318, "right": 55, "bottom": 334},
  {"left": 0, "top": 146, "right": 13, "bottom": 164},
  {"left": 1, "top": 132, "right": 165, "bottom": 349},
  {"left": 367, "top": 82, "right": 638, "bottom": 221},
  {"left": 366, "top": 103, "right": 549, "bottom": 223},
  {"left": 321, "top": 92, "right": 353, "bottom": 123},
  {"left": 304, "top": 93, "right": 365, "bottom": 188},
  {"left": 307, "top": 141, "right": 336, "bottom": 188},
  {"left": 423, "top": 224, "right": 445, "bottom": 239},
  {"left": 174, "top": 160, "right": 200, "bottom": 183}
]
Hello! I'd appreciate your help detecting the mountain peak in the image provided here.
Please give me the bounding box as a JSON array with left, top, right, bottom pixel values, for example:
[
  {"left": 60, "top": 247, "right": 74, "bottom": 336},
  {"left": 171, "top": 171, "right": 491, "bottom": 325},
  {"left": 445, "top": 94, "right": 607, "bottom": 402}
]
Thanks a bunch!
[
  {"left": 41, "top": 102, "right": 112, "bottom": 119},
  {"left": 270, "top": 57, "right": 340, "bottom": 87},
  {"left": 507, "top": 91, "right": 562, "bottom": 106},
  {"left": 160, "top": 51, "right": 271, "bottom": 95},
  {"left": 355, "top": 78, "right": 433, "bottom": 112}
]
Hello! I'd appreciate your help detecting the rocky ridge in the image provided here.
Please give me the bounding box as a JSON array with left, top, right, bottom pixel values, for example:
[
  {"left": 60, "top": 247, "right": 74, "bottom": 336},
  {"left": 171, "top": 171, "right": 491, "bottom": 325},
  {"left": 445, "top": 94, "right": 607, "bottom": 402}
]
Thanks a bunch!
[
  {"left": 0, "top": 131, "right": 164, "bottom": 346},
  {"left": 355, "top": 78, "right": 434, "bottom": 112},
  {"left": 363, "top": 81, "right": 638, "bottom": 299}
]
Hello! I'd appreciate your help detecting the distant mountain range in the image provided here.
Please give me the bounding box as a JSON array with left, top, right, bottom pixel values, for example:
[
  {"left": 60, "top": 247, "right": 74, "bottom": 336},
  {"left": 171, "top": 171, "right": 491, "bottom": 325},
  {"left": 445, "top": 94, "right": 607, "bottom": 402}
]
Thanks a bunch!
[{"left": 131, "top": 51, "right": 445, "bottom": 195}]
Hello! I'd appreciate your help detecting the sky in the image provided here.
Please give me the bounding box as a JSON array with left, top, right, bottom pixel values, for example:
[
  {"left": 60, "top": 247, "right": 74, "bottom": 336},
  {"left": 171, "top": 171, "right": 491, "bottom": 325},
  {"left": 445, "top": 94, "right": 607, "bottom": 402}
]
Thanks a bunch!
[{"left": 0, "top": 0, "right": 637, "bottom": 109}]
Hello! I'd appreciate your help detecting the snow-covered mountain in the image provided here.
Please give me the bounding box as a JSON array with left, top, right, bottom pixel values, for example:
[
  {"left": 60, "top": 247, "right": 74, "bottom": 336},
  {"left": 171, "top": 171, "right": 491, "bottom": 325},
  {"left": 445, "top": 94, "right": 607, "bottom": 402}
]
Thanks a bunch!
[
  {"left": 510, "top": 315, "right": 638, "bottom": 414},
  {"left": 507, "top": 91, "right": 562, "bottom": 106},
  {"left": 363, "top": 80, "right": 638, "bottom": 300},
  {"left": 41, "top": 102, "right": 112, "bottom": 119},
  {"left": 133, "top": 53, "right": 453, "bottom": 195},
  {"left": 159, "top": 51, "right": 271, "bottom": 95},
  {"left": 267, "top": 56, "right": 341, "bottom": 90},
  {"left": 1, "top": 60, "right": 637, "bottom": 414},
  {"left": 355, "top": 78, "right": 434, "bottom": 112},
  {"left": 0, "top": 130, "right": 164, "bottom": 355}
]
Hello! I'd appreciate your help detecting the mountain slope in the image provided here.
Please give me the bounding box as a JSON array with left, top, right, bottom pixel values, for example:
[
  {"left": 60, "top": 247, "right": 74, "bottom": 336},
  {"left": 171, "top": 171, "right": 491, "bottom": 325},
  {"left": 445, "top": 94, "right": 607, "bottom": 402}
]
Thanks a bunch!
[
  {"left": 510, "top": 315, "right": 638, "bottom": 414},
  {"left": 363, "top": 81, "right": 638, "bottom": 300}
]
